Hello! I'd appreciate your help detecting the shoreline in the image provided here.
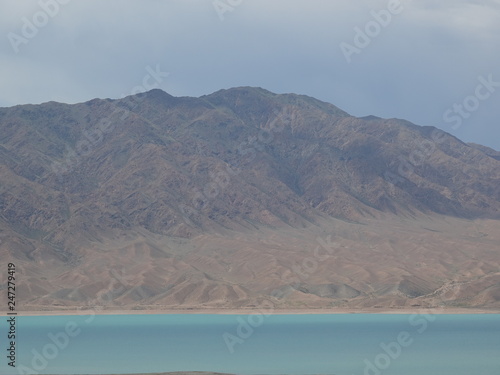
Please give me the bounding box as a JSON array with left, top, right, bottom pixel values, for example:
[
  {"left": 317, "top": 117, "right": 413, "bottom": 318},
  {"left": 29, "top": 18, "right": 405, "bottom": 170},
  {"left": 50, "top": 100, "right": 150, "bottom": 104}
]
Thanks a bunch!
[{"left": 1, "top": 307, "right": 498, "bottom": 316}]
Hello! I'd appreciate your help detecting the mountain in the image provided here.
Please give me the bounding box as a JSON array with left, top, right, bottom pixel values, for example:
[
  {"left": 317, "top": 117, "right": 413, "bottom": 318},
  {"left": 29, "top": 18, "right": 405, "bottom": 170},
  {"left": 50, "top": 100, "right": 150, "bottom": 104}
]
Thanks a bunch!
[{"left": 1, "top": 87, "right": 499, "bottom": 311}]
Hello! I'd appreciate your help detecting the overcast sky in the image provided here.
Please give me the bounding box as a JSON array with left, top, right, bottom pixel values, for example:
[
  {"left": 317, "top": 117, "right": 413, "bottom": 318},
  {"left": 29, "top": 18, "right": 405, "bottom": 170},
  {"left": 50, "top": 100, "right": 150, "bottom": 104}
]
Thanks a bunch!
[{"left": 1, "top": 0, "right": 499, "bottom": 149}]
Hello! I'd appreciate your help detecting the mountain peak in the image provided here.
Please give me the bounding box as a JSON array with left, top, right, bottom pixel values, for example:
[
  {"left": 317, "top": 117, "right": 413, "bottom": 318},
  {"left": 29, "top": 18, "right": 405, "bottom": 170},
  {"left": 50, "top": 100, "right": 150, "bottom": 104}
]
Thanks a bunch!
[
  {"left": 203, "top": 86, "right": 350, "bottom": 118},
  {"left": 138, "top": 88, "right": 175, "bottom": 102}
]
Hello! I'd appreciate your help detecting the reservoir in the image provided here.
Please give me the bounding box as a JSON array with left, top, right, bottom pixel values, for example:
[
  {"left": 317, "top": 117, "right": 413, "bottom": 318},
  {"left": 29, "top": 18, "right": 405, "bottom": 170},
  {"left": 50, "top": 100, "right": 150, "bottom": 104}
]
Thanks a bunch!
[{"left": 3, "top": 313, "right": 499, "bottom": 375}]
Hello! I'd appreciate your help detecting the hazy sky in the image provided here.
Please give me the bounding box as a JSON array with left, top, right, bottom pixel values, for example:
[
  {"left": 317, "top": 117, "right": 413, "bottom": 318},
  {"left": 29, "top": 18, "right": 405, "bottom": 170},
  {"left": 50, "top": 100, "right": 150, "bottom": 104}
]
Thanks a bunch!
[{"left": 1, "top": 0, "right": 499, "bottom": 149}]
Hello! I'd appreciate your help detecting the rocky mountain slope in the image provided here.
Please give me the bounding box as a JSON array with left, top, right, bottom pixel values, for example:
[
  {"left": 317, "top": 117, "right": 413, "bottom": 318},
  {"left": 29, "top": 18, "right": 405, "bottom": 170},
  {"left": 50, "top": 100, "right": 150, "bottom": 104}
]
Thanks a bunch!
[{"left": 0, "top": 87, "right": 499, "bottom": 311}]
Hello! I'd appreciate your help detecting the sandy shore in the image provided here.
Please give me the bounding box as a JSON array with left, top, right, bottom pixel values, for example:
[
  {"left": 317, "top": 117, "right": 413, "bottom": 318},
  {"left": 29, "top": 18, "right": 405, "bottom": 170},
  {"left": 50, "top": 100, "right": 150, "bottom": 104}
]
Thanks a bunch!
[
  {"left": 1, "top": 307, "right": 498, "bottom": 316},
  {"left": 43, "top": 374, "right": 236, "bottom": 375}
]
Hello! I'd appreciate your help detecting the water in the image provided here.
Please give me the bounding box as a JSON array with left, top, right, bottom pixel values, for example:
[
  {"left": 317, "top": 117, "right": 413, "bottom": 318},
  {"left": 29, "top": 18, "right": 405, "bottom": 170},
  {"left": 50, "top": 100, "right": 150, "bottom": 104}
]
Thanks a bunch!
[{"left": 2, "top": 313, "right": 499, "bottom": 375}]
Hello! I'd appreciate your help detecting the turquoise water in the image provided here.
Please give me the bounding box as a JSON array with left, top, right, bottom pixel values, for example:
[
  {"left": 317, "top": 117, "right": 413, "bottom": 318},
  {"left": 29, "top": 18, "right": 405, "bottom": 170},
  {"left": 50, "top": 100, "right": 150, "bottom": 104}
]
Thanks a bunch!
[{"left": 2, "top": 313, "right": 499, "bottom": 374}]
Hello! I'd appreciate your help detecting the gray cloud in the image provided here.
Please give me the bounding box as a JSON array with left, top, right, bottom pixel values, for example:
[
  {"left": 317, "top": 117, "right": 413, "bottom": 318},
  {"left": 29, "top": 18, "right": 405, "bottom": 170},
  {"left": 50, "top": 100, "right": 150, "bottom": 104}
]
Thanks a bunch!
[{"left": 1, "top": 0, "right": 499, "bottom": 149}]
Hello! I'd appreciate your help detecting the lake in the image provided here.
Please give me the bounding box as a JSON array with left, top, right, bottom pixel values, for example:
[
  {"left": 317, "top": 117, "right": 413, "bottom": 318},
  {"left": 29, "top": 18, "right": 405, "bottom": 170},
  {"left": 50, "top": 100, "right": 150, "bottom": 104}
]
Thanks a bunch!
[{"left": 3, "top": 313, "right": 499, "bottom": 375}]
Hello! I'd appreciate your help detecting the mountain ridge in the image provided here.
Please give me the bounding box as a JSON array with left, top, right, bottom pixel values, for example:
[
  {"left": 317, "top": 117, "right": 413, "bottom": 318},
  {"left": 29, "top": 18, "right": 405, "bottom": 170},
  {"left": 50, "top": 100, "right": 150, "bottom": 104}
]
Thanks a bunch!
[
  {"left": 1, "top": 87, "right": 499, "bottom": 310},
  {"left": 1, "top": 86, "right": 499, "bottom": 239}
]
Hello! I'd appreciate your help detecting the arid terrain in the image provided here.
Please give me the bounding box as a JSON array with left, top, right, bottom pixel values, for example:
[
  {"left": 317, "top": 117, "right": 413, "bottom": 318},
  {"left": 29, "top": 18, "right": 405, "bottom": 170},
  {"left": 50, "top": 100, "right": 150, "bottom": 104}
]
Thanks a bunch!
[
  {"left": 0, "top": 87, "right": 499, "bottom": 312},
  {"left": 5, "top": 215, "right": 500, "bottom": 313}
]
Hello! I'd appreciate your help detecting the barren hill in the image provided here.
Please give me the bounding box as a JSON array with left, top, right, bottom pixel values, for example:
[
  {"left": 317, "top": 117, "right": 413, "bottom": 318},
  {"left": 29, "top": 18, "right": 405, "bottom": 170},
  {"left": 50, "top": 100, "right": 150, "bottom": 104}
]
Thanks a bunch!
[{"left": 0, "top": 87, "right": 499, "bottom": 311}]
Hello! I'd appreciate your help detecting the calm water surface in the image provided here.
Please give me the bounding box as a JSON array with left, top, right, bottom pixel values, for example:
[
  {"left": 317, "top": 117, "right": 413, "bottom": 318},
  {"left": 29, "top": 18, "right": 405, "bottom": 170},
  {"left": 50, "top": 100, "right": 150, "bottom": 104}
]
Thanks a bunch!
[{"left": 3, "top": 313, "right": 499, "bottom": 375}]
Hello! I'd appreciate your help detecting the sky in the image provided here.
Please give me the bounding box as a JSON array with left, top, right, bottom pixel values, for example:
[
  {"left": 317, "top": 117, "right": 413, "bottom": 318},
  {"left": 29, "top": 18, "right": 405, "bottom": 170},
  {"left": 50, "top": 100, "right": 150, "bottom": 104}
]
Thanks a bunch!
[{"left": 1, "top": 0, "right": 499, "bottom": 150}]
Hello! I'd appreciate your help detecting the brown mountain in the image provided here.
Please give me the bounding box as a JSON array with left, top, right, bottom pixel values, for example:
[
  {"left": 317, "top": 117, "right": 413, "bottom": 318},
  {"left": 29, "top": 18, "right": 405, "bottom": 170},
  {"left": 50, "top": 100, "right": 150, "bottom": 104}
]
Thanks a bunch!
[{"left": 1, "top": 87, "right": 499, "bottom": 311}]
